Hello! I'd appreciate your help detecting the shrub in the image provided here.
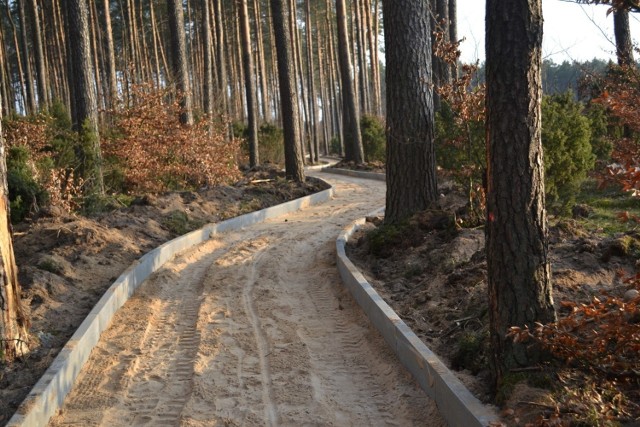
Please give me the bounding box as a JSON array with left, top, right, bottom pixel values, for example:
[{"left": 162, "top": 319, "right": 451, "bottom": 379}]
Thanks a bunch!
[
  {"left": 329, "top": 136, "right": 342, "bottom": 156},
  {"left": 542, "top": 91, "right": 595, "bottom": 210},
  {"left": 104, "top": 84, "right": 241, "bottom": 193},
  {"left": 360, "top": 115, "right": 385, "bottom": 162},
  {"left": 6, "top": 146, "right": 48, "bottom": 222},
  {"left": 236, "top": 122, "right": 285, "bottom": 166},
  {"left": 257, "top": 123, "right": 284, "bottom": 165}
]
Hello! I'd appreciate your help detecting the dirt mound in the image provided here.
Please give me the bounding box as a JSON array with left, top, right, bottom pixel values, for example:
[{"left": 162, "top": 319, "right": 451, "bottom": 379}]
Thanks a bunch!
[{"left": 347, "top": 189, "right": 639, "bottom": 424}]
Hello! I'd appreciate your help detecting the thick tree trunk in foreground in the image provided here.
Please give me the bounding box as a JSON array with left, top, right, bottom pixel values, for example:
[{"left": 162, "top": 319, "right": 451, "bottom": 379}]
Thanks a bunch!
[
  {"left": 167, "top": 0, "right": 194, "bottom": 125},
  {"left": 270, "top": 0, "right": 305, "bottom": 182},
  {"left": 0, "top": 93, "right": 29, "bottom": 362},
  {"left": 486, "top": 0, "right": 556, "bottom": 389},
  {"left": 614, "top": 9, "right": 634, "bottom": 67},
  {"left": 383, "top": 0, "right": 438, "bottom": 224},
  {"left": 335, "top": 0, "right": 363, "bottom": 163}
]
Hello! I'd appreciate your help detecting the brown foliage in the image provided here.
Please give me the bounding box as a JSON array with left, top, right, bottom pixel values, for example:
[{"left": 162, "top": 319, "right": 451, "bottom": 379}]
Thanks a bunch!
[
  {"left": 508, "top": 276, "right": 640, "bottom": 423},
  {"left": 592, "top": 66, "right": 640, "bottom": 196},
  {"left": 104, "top": 83, "right": 241, "bottom": 193}
]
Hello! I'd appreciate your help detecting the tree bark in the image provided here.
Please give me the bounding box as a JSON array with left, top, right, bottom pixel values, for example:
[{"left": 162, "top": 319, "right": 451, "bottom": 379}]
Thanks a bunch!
[
  {"left": 486, "top": 0, "right": 556, "bottom": 389},
  {"left": 30, "top": 0, "right": 49, "bottom": 108},
  {"left": 614, "top": 9, "right": 634, "bottom": 67},
  {"left": 239, "top": 0, "right": 259, "bottom": 167},
  {"left": 0, "top": 92, "right": 29, "bottom": 362},
  {"left": 214, "top": 0, "right": 229, "bottom": 120},
  {"left": 18, "top": 0, "right": 36, "bottom": 113},
  {"left": 202, "top": 0, "right": 214, "bottom": 117},
  {"left": 305, "top": 0, "right": 319, "bottom": 162},
  {"left": 335, "top": 0, "right": 363, "bottom": 163},
  {"left": 65, "top": 0, "right": 104, "bottom": 196},
  {"left": 383, "top": 0, "right": 438, "bottom": 224},
  {"left": 167, "top": 0, "right": 194, "bottom": 125},
  {"left": 270, "top": 0, "right": 305, "bottom": 182}
]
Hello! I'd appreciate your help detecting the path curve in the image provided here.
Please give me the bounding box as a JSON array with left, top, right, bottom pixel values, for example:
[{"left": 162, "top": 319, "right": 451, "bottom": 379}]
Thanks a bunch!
[{"left": 49, "top": 173, "right": 445, "bottom": 426}]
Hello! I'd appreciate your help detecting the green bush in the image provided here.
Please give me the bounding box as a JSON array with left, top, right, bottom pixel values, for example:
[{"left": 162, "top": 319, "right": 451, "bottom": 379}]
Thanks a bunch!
[
  {"left": 329, "top": 136, "right": 342, "bottom": 156},
  {"left": 7, "top": 146, "right": 49, "bottom": 222},
  {"left": 235, "top": 122, "right": 285, "bottom": 165},
  {"left": 435, "top": 102, "right": 485, "bottom": 185},
  {"left": 360, "top": 115, "right": 386, "bottom": 162},
  {"left": 542, "top": 92, "right": 596, "bottom": 210},
  {"left": 584, "top": 102, "right": 613, "bottom": 161},
  {"left": 257, "top": 123, "right": 284, "bottom": 164}
]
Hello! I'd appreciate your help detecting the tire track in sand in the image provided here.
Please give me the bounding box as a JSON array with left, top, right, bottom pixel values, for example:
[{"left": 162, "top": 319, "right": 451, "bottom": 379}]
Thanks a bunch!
[{"left": 50, "top": 173, "right": 446, "bottom": 427}]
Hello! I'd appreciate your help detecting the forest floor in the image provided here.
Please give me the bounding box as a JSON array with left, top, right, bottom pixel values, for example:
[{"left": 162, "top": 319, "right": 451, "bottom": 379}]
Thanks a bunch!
[
  {"left": 0, "top": 165, "right": 329, "bottom": 424},
  {"left": 346, "top": 178, "right": 640, "bottom": 426}
]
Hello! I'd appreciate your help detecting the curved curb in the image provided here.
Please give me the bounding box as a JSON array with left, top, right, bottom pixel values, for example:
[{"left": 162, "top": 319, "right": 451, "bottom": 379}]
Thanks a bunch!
[
  {"left": 7, "top": 181, "right": 334, "bottom": 427},
  {"left": 322, "top": 167, "right": 385, "bottom": 181},
  {"left": 337, "top": 219, "right": 499, "bottom": 426}
]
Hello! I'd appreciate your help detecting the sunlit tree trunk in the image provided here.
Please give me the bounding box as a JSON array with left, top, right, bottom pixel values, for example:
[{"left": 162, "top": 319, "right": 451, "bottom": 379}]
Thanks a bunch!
[
  {"left": 30, "top": 0, "right": 49, "bottom": 108},
  {"left": 239, "top": 0, "right": 259, "bottom": 167},
  {"left": 270, "top": 0, "right": 305, "bottom": 182},
  {"left": 18, "top": 0, "right": 36, "bottom": 112},
  {"left": 335, "top": 0, "right": 363, "bottom": 163},
  {"left": 202, "top": 0, "right": 214, "bottom": 117},
  {"left": 65, "top": 0, "right": 104, "bottom": 196},
  {"left": 305, "top": 0, "right": 319, "bottom": 162},
  {"left": 0, "top": 92, "right": 29, "bottom": 362},
  {"left": 167, "top": 0, "right": 194, "bottom": 125}
]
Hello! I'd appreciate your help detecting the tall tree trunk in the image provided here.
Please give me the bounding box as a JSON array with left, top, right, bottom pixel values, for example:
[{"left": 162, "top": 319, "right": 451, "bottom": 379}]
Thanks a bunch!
[
  {"left": 289, "top": 0, "right": 308, "bottom": 161},
  {"left": 213, "top": 0, "right": 229, "bottom": 130},
  {"left": 239, "top": 0, "right": 259, "bottom": 167},
  {"left": 149, "top": 0, "right": 163, "bottom": 88},
  {"left": 202, "top": 0, "right": 214, "bottom": 116},
  {"left": 486, "top": 0, "right": 556, "bottom": 389},
  {"left": 365, "top": 0, "right": 380, "bottom": 116},
  {"left": 101, "top": 0, "right": 118, "bottom": 106},
  {"left": 5, "top": 3, "right": 28, "bottom": 113},
  {"left": 305, "top": 0, "right": 319, "bottom": 162},
  {"left": 65, "top": 0, "right": 104, "bottom": 196},
  {"left": 335, "top": 0, "right": 363, "bottom": 163},
  {"left": 383, "top": 0, "right": 437, "bottom": 224},
  {"left": 18, "top": 0, "right": 36, "bottom": 112},
  {"left": 0, "top": 24, "right": 12, "bottom": 115},
  {"left": 614, "top": 9, "right": 634, "bottom": 67},
  {"left": 29, "top": 0, "right": 49, "bottom": 108},
  {"left": 0, "top": 92, "right": 29, "bottom": 362},
  {"left": 253, "top": 0, "right": 269, "bottom": 122},
  {"left": 167, "top": 0, "right": 194, "bottom": 125},
  {"left": 270, "top": 0, "right": 304, "bottom": 182}
]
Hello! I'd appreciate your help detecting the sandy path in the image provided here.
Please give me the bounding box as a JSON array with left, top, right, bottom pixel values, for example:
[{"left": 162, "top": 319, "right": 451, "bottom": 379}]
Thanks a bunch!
[{"left": 49, "top": 173, "right": 445, "bottom": 427}]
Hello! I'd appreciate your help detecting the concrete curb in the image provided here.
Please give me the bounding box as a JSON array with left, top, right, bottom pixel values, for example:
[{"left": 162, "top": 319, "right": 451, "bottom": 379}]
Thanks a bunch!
[
  {"left": 336, "top": 219, "right": 500, "bottom": 426},
  {"left": 322, "top": 167, "right": 385, "bottom": 181},
  {"left": 7, "top": 181, "right": 335, "bottom": 427}
]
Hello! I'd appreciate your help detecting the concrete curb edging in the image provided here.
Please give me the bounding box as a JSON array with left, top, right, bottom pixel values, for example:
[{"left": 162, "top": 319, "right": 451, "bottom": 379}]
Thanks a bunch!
[
  {"left": 8, "top": 182, "right": 335, "bottom": 427},
  {"left": 322, "top": 166, "right": 385, "bottom": 181},
  {"left": 336, "top": 219, "right": 500, "bottom": 426}
]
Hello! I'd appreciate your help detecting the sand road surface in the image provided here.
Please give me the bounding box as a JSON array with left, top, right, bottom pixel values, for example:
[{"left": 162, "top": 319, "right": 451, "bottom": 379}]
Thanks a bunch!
[{"left": 49, "top": 173, "right": 445, "bottom": 426}]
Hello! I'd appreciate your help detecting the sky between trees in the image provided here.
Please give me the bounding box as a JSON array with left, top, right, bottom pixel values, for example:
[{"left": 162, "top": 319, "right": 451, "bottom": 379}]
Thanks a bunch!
[{"left": 458, "top": 0, "right": 639, "bottom": 64}]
